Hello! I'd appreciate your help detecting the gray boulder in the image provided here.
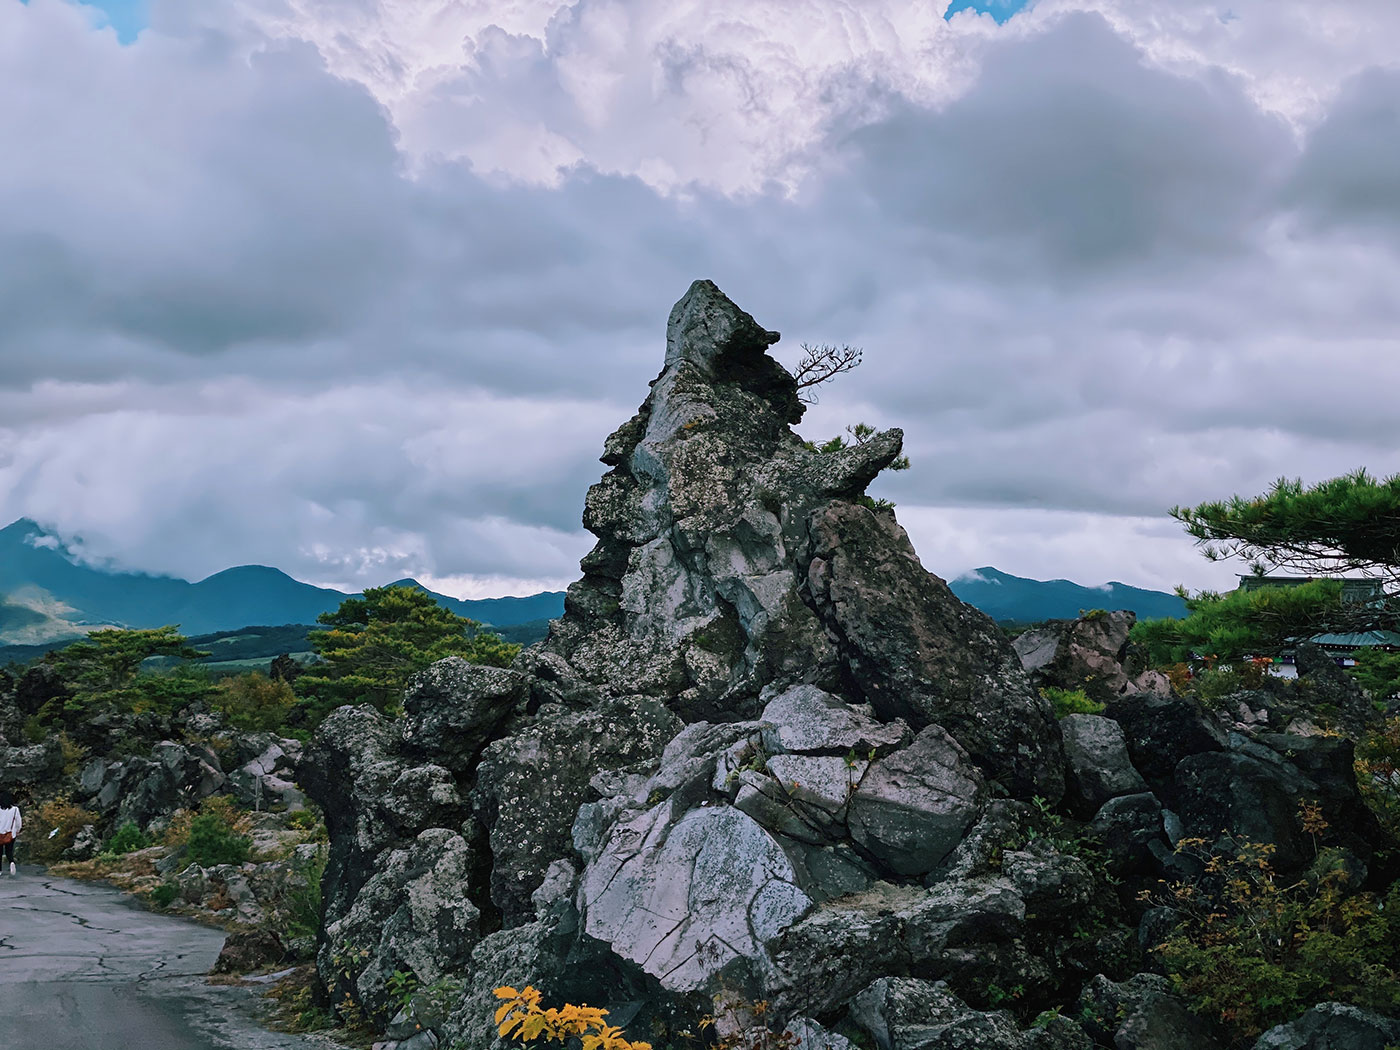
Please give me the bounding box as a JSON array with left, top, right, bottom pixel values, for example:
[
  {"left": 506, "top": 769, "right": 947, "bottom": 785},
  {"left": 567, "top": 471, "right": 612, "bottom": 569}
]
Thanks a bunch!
[
  {"left": 579, "top": 801, "right": 813, "bottom": 991},
  {"left": 1077, "top": 973, "right": 1223, "bottom": 1050},
  {"left": 0, "top": 740, "right": 62, "bottom": 791},
  {"left": 760, "top": 684, "right": 911, "bottom": 756},
  {"left": 1014, "top": 610, "right": 1144, "bottom": 702},
  {"left": 1059, "top": 714, "right": 1148, "bottom": 814},
  {"left": 1253, "top": 1003, "right": 1400, "bottom": 1050},
  {"left": 849, "top": 976, "right": 1032, "bottom": 1050},
  {"left": 771, "top": 878, "right": 1040, "bottom": 1017},
  {"left": 474, "top": 694, "right": 680, "bottom": 926},
  {"left": 400, "top": 659, "right": 526, "bottom": 771},
  {"left": 320, "top": 828, "right": 481, "bottom": 1023},
  {"left": 848, "top": 725, "right": 985, "bottom": 877}
]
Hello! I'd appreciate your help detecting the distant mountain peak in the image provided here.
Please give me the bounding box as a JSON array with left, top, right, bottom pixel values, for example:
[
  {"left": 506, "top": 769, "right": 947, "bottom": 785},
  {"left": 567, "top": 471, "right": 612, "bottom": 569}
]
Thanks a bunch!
[{"left": 948, "top": 566, "right": 1187, "bottom": 623}]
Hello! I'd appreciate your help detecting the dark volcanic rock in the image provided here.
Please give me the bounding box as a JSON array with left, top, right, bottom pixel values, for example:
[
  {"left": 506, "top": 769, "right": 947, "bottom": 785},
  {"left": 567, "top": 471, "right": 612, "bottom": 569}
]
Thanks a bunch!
[
  {"left": 1253, "top": 1002, "right": 1400, "bottom": 1050},
  {"left": 401, "top": 658, "right": 526, "bottom": 771},
  {"left": 534, "top": 279, "right": 1063, "bottom": 798},
  {"left": 1105, "top": 693, "right": 1227, "bottom": 797},
  {"left": 0, "top": 740, "right": 62, "bottom": 792},
  {"left": 806, "top": 504, "right": 1064, "bottom": 799},
  {"left": 1060, "top": 713, "right": 1148, "bottom": 815},
  {"left": 1077, "top": 972, "right": 1225, "bottom": 1050},
  {"left": 213, "top": 929, "right": 285, "bottom": 974},
  {"left": 474, "top": 694, "right": 679, "bottom": 926},
  {"left": 300, "top": 280, "right": 1092, "bottom": 1031},
  {"left": 1014, "top": 610, "right": 1154, "bottom": 703}
]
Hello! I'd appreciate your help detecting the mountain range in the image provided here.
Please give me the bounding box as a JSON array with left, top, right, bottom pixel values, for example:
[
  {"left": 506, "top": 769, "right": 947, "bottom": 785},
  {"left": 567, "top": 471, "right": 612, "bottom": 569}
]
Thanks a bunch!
[
  {"left": 0, "top": 518, "right": 1188, "bottom": 649},
  {"left": 946, "top": 566, "right": 1188, "bottom": 623},
  {"left": 0, "top": 519, "right": 563, "bottom": 645}
]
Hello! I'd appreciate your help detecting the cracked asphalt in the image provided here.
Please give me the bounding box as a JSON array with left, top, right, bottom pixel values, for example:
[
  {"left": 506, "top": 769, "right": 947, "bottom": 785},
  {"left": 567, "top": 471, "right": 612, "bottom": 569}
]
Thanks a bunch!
[{"left": 0, "top": 865, "right": 343, "bottom": 1050}]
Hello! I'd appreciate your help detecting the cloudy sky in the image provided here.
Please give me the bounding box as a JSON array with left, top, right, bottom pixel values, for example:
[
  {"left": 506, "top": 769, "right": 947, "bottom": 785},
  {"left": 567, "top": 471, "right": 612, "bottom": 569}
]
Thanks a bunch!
[{"left": 2, "top": 0, "right": 1397, "bottom": 599}]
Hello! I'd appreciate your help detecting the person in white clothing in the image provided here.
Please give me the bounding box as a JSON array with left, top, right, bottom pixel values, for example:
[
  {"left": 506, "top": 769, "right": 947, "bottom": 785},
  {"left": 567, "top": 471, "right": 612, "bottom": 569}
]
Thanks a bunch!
[{"left": 0, "top": 790, "right": 20, "bottom": 875}]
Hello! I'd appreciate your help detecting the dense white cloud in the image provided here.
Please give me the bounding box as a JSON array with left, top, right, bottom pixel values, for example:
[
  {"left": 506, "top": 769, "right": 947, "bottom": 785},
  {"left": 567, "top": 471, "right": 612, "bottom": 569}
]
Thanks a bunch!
[{"left": 2, "top": 0, "right": 1398, "bottom": 598}]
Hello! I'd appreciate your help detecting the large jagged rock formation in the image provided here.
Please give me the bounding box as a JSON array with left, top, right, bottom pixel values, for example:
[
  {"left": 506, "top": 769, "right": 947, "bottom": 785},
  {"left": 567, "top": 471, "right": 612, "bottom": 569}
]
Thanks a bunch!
[
  {"left": 302, "top": 280, "right": 1075, "bottom": 1040},
  {"left": 533, "top": 279, "right": 1064, "bottom": 795}
]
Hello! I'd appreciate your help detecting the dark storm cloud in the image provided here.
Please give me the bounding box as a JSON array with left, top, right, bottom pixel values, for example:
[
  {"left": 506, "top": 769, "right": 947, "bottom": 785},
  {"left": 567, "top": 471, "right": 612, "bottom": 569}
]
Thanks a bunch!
[
  {"left": 1288, "top": 67, "right": 1400, "bottom": 235},
  {"left": 840, "top": 14, "right": 1293, "bottom": 277}
]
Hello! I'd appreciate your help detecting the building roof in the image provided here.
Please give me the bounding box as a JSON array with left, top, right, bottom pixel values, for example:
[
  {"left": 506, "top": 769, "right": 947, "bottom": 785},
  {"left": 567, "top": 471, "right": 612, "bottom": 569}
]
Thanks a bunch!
[{"left": 1311, "top": 630, "right": 1400, "bottom": 649}]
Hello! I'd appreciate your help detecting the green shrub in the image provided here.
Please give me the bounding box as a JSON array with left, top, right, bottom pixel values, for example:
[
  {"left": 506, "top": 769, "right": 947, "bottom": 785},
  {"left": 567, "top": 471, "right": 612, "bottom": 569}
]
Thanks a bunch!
[
  {"left": 1150, "top": 825, "right": 1400, "bottom": 1044},
  {"left": 185, "top": 812, "right": 251, "bottom": 867},
  {"left": 1189, "top": 664, "right": 1269, "bottom": 709},
  {"left": 148, "top": 883, "right": 179, "bottom": 908},
  {"left": 105, "top": 821, "right": 150, "bottom": 855},
  {"left": 211, "top": 671, "right": 297, "bottom": 732},
  {"left": 285, "top": 808, "right": 320, "bottom": 831},
  {"left": 284, "top": 848, "right": 327, "bottom": 941},
  {"left": 1351, "top": 648, "right": 1400, "bottom": 702},
  {"left": 1040, "top": 686, "right": 1104, "bottom": 718},
  {"left": 1356, "top": 715, "right": 1400, "bottom": 840}
]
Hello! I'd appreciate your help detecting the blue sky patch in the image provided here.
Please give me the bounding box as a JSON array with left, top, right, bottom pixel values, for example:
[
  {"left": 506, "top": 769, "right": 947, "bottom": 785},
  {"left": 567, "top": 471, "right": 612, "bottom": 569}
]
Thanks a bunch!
[
  {"left": 944, "top": 0, "right": 1032, "bottom": 24},
  {"left": 88, "top": 0, "right": 146, "bottom": 43},
  {"left": 29, "top": 0, "right": 148, "bottom": 43}
]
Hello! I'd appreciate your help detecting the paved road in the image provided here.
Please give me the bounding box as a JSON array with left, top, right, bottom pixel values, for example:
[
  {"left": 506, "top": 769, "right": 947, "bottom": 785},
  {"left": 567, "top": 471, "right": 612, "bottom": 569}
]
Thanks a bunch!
[{"left": 0, "top": 865, "right": 342, "bottom": 1050}]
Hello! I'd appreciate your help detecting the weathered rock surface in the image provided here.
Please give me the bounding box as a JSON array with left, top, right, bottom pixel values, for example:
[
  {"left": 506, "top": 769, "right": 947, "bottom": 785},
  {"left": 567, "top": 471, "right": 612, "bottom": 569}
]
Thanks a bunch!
[
  {"left": 847, "top": 726, "right": 984, "bottom": 876},
  {"left": 1077, "top": 973, "right": 1225, "bottom": 1050},
  {"left": 0, "top": 740, "right": 62, "bottom": 791},
  {"left": 322, "top": 828, "right": 481, "bottom": 1021},
  {"left": 1014, "top": 610, "right": 1151, "bottom": 703},
  {"left": 1105, "top": 694, "right": 1227, "bottom": 797},
  {"left": 1059, "top": 714, "right": 1148, "bottom": 814},
  {"left": 1253, "top": 1002, "right": 1400, "bottom": 1050}
]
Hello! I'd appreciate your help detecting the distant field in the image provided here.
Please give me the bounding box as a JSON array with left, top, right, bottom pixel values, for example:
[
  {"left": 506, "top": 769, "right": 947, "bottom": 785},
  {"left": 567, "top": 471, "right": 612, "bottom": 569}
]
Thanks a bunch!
[{"left": 199, "top": 652, "right": 317, "bottom": 678}]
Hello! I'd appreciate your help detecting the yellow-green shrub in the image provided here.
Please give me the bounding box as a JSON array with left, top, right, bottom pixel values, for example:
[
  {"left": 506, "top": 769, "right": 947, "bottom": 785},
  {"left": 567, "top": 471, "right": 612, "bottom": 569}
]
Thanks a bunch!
[
  {"left": 1148, "top": 824, "right": 1400, "bottom": 1044},
  {"left": 27, "top": 798, "right": 98, "bottom": 864}
]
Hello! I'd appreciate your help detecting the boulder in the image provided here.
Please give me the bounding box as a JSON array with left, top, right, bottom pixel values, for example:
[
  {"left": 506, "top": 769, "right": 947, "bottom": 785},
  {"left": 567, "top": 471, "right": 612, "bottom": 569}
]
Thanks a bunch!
[
  {"left": 771, "top": 878, "right": 1040, "bottom": 1016},
  {"left": 805, "top": 503, "right": 1064, "bottom": 799},
  {"left": 1090, "top": 792, "right": 1166, "bottom": 875},
  {"left": 579, "top": 801, "right": 813, "bottom": 991},
  {"left": 847, "top": 726, "right": 985, "bottom": 877},
  {"left": 1173, "top": 729, "right": 1383, "bottom": 875},
  {"left": 320, "top": 828, "right": 481, "bottom": 1024},
  {"left": 474, "top": 695, "right": 680, "bottom": 926},
  {"left": 400, "top": 659, "right": 527, "bottom": 771},
  {"left": 0, "top": 740, "right": 62, "bottom": 791},
  {"left": 1253, "top": 1002, "right": 1400, "bottom": 1050},
  {"left": 213, "top": 929, "right": 285, "bottom": 974},
  {"left": 1014, "top": 610, "right": 1143, "bottom": 702},
  {"left": 1001, "top": 849, "right": 1094, "bottom": 919},
  {"left": 1104, "top": 694, "right": 1227, "bottom": 796},
  {"left": 1292, "top": 643, "right": 1379, "bottom": 737},
  {"left": 760, "top": 684, "right": 911, "bottom": 756},
  {"left": 1076, "top": 973, "right": 1224, "bottom": 1050},
  {"left": 1059, "top": 714, "right": 1148, "bottom": 814},
  {"left": 849, "top": 976, "right": 1033, "bottom": 1050},
  {"left": 228, "top": 739, "right": 304, "bottom": 811}
]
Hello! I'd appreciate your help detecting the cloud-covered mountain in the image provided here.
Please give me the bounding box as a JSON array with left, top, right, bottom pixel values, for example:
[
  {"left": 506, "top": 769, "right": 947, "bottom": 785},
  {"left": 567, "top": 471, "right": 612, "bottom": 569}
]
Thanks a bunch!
[
  {"left": 0, "top": 519, "right": 564, "bottom": 644},
  {"left": 948, "top": 566, "right": 1188, "bottom": 623},
  {"left": 0, "top": 518, "right": 1189, "bottom": 649}
]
